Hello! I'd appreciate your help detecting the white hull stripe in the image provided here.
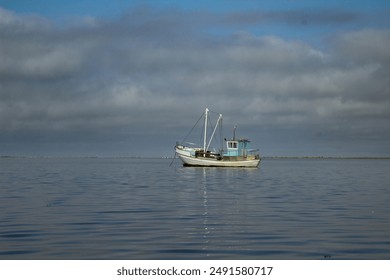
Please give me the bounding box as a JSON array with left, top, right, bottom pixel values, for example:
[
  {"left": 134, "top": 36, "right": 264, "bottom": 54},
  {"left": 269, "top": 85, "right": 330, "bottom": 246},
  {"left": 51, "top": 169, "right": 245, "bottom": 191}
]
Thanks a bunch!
[{"left": 176, "top": 152, "right": 260, "bottom": 168}]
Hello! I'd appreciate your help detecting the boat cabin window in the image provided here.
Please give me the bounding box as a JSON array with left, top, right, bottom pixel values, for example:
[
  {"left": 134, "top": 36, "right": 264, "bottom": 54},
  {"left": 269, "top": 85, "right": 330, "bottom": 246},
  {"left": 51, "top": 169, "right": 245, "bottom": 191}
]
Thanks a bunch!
[{"left": 227, "top": 141, "right": 238, "bottom": 149}]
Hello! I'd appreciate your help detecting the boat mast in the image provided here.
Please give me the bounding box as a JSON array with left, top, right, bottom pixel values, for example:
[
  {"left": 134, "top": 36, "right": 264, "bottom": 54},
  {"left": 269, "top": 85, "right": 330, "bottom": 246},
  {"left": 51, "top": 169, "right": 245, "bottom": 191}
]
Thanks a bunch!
[
  {"left": 203, "top": 108, "right": 209, "bottom": 154},
  {"left": 206, "top": 113, "right": 222, "bottom": 152}
]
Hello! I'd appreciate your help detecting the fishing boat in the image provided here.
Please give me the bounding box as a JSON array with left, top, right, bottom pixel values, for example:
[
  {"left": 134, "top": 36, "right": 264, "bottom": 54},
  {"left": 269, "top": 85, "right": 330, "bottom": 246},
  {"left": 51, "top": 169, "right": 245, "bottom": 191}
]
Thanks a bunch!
[{"left": 175, "top": 108, "right": 261, "bottom": 167}]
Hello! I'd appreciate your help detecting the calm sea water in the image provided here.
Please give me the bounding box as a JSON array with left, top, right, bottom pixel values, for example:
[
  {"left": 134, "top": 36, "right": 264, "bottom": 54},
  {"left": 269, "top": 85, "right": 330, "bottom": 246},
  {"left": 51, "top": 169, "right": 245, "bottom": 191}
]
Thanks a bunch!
[{"left": 0, "top": 157, "right": 389, "bottom": 260}]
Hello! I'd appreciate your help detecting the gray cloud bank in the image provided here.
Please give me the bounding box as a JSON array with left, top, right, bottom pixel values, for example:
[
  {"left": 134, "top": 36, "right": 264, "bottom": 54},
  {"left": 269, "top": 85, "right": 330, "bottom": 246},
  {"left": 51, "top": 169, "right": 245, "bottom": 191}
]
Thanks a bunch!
[{"left": 1, "top": 7, "right": 389, "bottom": 156}]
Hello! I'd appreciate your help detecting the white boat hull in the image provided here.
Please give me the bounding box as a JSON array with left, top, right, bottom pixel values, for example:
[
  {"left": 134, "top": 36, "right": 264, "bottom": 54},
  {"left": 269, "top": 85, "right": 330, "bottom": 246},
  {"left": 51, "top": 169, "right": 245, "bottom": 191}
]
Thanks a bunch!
[{"left": 175, "top": 147, "right": 260, "bottom": 168}]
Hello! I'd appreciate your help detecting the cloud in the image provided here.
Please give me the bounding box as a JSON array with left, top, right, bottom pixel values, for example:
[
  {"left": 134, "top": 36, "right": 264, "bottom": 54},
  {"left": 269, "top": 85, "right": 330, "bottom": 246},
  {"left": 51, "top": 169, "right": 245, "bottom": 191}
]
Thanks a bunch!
[
  {"left": 223, "top": 9, "right": 360, "bottom": 26},
  {"left": 0, "top": 7, "right": 51, "bottom": 32},
  {"left": 0, "top": 6, "right": 389, "bottom": 156}
]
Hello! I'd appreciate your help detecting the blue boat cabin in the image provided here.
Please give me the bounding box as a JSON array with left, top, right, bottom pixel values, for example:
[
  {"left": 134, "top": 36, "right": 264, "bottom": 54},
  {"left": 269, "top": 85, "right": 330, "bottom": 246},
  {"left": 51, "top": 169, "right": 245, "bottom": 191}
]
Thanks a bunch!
[{"left": 223, "top": 139, "right": 251, "bottom": 157}]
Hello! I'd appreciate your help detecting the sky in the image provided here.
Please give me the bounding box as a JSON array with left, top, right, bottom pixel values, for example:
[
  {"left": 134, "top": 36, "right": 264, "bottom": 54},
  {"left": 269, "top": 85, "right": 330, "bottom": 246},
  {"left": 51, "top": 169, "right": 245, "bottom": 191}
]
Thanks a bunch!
[{"left": 0, "top": 0, "right": 389, "bottom": 157}]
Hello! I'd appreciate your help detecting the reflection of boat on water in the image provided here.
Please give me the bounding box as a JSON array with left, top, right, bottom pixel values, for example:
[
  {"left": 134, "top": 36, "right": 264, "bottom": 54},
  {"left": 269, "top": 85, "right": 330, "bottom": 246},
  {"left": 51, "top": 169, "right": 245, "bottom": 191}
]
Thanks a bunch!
[{"left": 175, "top": 108, "right": 261, "bottom": 168}]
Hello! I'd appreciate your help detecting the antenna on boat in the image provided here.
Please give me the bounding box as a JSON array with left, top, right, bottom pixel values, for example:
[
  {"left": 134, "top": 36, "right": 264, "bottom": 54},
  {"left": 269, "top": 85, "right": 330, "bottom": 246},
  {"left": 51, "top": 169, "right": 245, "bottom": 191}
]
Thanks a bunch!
[{"left": 233, "top": 125, "right": 237, "bottom": 140}]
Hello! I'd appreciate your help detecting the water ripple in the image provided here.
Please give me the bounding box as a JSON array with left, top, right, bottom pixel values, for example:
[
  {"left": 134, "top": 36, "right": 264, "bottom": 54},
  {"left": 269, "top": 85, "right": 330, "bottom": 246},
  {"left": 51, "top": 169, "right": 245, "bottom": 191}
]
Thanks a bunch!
[{"left": 0, "top": 157, "right": 389, "bottom": 259}]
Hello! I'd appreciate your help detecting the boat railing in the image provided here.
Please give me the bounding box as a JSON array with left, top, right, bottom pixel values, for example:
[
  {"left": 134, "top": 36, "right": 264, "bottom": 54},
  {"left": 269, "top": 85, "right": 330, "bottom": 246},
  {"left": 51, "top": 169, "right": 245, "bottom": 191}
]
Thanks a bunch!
[
  {"left": 247, "top": 149, "right": 260, "bottom": 156},
  {"left": 195, "top": 150, "right": 222, "bottom": 159},
  {"left": 182, "top": 142, "right": 199, "bottom": 148}
]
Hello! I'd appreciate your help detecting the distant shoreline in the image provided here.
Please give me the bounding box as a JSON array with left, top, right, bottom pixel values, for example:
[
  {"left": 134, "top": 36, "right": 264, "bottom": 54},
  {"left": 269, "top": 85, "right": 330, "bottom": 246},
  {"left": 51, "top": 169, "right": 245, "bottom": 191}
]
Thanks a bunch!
[{"left": 262, "top": 156, "right": 390, "bottom": 160}]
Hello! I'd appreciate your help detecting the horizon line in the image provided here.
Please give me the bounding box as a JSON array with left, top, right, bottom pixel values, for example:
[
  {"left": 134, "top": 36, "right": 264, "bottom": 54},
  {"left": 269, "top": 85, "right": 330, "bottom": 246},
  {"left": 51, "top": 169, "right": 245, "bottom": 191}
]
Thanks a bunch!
[{"left": 1, "top": 155, "right": 390, "bottom": 160}]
